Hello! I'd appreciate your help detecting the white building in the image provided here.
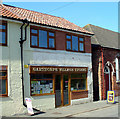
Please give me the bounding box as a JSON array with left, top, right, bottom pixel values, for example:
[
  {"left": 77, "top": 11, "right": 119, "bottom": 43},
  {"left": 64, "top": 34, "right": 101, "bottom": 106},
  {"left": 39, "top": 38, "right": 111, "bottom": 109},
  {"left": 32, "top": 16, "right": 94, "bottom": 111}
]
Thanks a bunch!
[{"left": 0, "top": 4, "right": 93, "bottom": 116}]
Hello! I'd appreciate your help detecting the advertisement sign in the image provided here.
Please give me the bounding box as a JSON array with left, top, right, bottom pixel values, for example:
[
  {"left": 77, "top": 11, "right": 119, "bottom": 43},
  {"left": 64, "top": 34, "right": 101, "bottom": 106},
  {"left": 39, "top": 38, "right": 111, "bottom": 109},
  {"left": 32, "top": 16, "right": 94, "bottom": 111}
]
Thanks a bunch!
[
  {"left": 107, "top": 91, "right": 115, "bottom": 103},
  {"left": 25, "top": 98, "right": 34, "bottom": 115}
]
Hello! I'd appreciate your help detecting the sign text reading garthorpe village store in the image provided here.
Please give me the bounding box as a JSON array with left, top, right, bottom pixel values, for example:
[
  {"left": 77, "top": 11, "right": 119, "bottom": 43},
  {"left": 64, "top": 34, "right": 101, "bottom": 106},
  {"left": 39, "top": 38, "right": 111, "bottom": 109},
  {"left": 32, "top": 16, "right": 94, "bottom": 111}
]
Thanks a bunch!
[{"left": 30, "top": 66, "right": 87, "bottom": 73}]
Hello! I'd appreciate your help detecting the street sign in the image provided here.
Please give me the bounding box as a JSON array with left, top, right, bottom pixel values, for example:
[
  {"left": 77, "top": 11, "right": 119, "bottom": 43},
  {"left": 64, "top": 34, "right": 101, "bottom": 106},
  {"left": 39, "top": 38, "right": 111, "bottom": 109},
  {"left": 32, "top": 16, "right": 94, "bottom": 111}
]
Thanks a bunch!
[
  {"left": 107, "top": 91, "right": 115, "bottom": 103},
  {"left": 25, "top": 98, "right": 34, "bottom": 115}
]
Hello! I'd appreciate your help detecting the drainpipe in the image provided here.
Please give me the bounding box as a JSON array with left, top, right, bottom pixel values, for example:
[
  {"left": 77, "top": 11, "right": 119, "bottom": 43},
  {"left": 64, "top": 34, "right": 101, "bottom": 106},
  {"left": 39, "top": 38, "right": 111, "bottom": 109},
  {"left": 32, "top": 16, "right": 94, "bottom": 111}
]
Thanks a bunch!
[
  {"left": 101, "top": 48, "right": 105, "bottom": 100},
  {"left": 19, "top": 19, "right": 40, "bottom": 113}
]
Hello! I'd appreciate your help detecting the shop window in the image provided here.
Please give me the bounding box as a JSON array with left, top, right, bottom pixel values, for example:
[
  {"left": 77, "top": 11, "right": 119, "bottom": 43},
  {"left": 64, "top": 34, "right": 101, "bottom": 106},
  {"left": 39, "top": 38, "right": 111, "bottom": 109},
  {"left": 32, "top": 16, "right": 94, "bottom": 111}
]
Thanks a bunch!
[
  {"left": 66, "top": 34, "right": 85, "bottom": 52},
  {"left": 30, "top": 74, "right": 54, "bottom": 96},
  {"left": 0, "top": 21, "right": 7, "bottom": 46},
  {"left": 71, "top": 73, "right": 87, "bottom": 91},
  {"left": 0, "top": 66, "right": 8, "bottom": 97},
  {"left": 30, "top": 26, "right": 55, "bottom": 49}
]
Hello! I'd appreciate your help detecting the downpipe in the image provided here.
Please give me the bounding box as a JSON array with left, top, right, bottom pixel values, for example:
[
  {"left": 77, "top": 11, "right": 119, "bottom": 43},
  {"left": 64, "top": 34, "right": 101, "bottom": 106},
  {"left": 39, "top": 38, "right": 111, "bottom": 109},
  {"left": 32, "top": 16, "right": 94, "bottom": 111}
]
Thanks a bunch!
[{"left": 19, "top": 19, "right": 40, "bottom": 113}]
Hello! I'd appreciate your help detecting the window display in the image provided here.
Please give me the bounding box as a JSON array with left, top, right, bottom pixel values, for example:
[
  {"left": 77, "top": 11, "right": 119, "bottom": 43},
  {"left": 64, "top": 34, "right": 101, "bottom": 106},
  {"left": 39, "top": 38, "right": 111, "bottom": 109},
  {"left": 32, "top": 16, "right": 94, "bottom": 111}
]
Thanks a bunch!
[
  {"left": 30, "top": 74, "right": 54, "bottom": 96},
  {"left": 71, "top": 73, "right": 87, "bottom": 91}
]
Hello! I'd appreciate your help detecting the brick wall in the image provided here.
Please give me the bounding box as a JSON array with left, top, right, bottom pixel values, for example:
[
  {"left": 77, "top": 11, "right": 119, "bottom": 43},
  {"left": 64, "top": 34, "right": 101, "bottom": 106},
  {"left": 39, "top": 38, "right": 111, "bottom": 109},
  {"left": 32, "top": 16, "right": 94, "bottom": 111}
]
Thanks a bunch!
[
  {"left": 71, "top": 91, "right": 88, "bottom": 100},
  {"left": 92, "top": 46, "right": 101, "bottom": 101},
  {"left": 55, "top": 31, "right": 91, "bottom": 53},
  {"left": 92, "top": 46, "right": 120, "bottom": 100},
  {"left": 85, "top": 36, "right": 91, "bottom": 53},
  {"left": 56, "top": 31, "right": 66, "bottom": 50}
]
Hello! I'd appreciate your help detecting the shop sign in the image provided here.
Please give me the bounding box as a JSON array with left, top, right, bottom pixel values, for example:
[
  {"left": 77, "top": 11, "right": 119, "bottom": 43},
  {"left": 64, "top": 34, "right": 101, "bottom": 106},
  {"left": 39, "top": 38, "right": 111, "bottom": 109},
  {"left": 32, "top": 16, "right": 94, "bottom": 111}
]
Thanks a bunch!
[
  {"left": 30, "top": 66, "right": 87, "bottom": 73},
  {"left": 25, "top": 98, "right": 34, "bottom": 115},
  {"left": 107, "top": 91, "right": 115, "bottom": 103}
]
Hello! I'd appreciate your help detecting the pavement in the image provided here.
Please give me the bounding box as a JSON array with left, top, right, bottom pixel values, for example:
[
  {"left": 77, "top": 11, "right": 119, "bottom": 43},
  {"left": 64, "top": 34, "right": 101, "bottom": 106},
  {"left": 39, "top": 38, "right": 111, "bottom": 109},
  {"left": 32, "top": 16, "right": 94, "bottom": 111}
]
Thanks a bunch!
[{"left": 12, "top": 96, "right": 120, "bottom": 118}]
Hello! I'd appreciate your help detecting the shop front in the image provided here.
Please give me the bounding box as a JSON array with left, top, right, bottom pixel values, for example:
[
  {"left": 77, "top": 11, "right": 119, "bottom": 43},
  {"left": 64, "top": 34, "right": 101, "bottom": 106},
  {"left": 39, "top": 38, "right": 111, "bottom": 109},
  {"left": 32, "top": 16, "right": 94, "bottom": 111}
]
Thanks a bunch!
[{"left": 30, "top": 66, "right": 88, "bottom": 108}]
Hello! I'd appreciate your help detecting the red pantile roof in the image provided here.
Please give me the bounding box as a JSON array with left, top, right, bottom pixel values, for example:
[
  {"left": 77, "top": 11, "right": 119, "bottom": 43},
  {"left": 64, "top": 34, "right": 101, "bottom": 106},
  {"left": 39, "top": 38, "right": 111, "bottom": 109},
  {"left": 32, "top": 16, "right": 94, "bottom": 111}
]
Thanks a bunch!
[{"left": 0, "top": 4, "right": 93, "bottom": 35}]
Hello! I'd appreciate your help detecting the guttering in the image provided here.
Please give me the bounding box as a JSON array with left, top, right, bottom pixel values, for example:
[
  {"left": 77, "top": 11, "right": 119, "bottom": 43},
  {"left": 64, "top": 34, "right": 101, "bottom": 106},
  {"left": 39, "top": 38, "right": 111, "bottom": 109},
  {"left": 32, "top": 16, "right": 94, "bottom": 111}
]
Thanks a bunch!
[
  {"left": 1, "top": 16, "right": 94, "bottom": 37},
  {"left": 19, "top": 19, "right": 40, "bottom": 113}
]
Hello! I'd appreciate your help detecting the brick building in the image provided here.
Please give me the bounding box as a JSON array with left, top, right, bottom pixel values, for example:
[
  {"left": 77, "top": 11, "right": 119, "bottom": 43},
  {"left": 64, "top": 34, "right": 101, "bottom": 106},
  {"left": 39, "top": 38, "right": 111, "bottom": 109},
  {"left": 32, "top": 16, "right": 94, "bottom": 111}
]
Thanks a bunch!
[
  {"left": 0, "top": 4, "right": 93, "bottom": 116},
  {"left": 84, "top": 24, "right": 120, "bottom": 101}
]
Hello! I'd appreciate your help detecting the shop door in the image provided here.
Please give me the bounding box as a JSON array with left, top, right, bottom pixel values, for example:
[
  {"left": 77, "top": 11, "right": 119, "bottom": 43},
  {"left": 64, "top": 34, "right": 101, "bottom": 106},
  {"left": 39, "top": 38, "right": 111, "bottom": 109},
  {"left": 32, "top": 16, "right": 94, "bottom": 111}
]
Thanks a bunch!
[{"left": 55, "top": 74, "right": 70, "bottom": 108}]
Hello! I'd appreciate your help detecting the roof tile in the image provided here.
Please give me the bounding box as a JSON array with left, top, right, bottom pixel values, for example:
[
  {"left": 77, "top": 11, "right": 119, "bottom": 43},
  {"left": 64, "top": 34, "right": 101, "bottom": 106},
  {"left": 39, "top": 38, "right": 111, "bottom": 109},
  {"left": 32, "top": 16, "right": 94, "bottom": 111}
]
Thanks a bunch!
[{"left": 1, "top": 4, "right": 93, "bottom": 35}]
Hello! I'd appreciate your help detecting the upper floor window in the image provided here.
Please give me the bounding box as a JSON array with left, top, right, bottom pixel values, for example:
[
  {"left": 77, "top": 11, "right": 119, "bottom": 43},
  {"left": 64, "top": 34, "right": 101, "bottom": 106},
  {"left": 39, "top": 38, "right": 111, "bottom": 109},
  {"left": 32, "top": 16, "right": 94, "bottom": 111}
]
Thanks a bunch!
[
  {"left": 30, "top": 26, "right": 55, "bottom": 49},
  {"left": 0, "top": 65, "right": 8, "bottom": 97},
  {"left": 0, "top": 21, "right": 7, "bottom": 46},
  {"left": 66, "top": 34, "right": 85, "bottom": 52}
]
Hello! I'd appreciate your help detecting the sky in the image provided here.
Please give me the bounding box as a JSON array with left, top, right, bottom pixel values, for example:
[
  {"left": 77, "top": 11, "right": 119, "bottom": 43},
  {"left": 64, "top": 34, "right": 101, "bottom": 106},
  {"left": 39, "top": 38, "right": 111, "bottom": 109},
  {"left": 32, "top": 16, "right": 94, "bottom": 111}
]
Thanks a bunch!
[{"left": 3, "top": 2, "right": 118, "bottom": 32}]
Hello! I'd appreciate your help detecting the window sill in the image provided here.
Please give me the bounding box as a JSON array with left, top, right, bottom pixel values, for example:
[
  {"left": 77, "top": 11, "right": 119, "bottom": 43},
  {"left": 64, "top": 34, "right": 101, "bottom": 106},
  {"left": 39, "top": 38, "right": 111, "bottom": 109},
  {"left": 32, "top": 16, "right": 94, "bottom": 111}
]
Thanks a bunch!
[
  {"left": 31, "top": 93, "right": 55, "bottom": 96},
  {"left": 71, "top": 90, "right": 88, "bottom": 92},
  {"left": 66, "top": 49, "right": 85, "bottom": 53},
  {"left": 0, "top": 95, "right": 8, "bottom": 97}
]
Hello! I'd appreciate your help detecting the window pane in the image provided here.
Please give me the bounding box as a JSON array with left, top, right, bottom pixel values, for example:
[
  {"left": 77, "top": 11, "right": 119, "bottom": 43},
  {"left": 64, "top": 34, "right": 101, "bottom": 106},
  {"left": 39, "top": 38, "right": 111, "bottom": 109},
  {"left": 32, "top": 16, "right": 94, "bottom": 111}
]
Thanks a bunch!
[
  {"left": 66, "top": 35, "right": 71, "bottom": 39},
  {"left": 31, "top": 29, "right": 37, "bottom": 34},
  {"left": 66, "top": 41, "right": 71, "bottom": 50},
  {"left": 49, "top": 38, "right": 55, "bottom": 48},
  {"left": 31, "top": 35, "right": 38, "bottom": 46},
  {"left": 119, "top": 59, "right": 120, "bottom": 69},
  {"left": 0, "top": 72, "right": 7, "bottom": 77},
  {"left": 31, "top": 80, "right": 53, "bottom": 95},
  {"left": 0, "top": 32, "right": 6, "bottom": 44},
  {"left": 0, "top": 80, "right": 6, "bottom": 94},
  {"left": 72, "top": 36, "right": 78, "bottom": 51},
  {"left": 80, "top": 43, "right": 84, "bottom": 51},
  {"left": 71, "top": 79, "right": 86, "bottom": 91},
  {"left": 2, "top": 66, "right": 7, "bottom": 70},
  {"left": 71, "top": 73, "right": 86, "bottom": 78},
  {"left": 79, "top": 38, "right": 84, "bottom": 41},
  {"left": 39, "top": 30, "right": 47, "bottom": 48},
  {"left": 49, "top": 32, "right": 54, "bottom": 37},
  {"left": 0, "top": 25, "right": 6, "bottom": 29}
]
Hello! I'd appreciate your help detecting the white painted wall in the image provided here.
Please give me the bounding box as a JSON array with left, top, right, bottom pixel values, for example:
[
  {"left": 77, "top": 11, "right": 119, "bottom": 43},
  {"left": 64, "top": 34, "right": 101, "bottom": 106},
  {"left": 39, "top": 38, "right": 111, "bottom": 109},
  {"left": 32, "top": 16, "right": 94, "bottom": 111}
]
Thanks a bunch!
[{"left": 0, "top": 21, "right": 93, "bottom": 116}]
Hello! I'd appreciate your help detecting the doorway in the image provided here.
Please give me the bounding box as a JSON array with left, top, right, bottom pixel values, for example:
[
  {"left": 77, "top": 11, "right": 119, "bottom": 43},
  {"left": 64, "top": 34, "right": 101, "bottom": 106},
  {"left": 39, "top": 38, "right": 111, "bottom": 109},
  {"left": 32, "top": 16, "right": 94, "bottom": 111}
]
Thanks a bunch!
[
  {"left": 104, "top": 66, "right": 112, "bottom": 99},
  {"left": 55, "top": 74, "right": 70, "bottom": 108}
]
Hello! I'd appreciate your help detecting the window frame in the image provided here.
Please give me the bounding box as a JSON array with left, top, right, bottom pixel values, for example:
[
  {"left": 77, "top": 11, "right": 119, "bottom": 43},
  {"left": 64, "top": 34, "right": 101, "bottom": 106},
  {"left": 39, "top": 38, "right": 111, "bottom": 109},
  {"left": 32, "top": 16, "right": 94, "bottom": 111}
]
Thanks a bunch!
[
  {"left": 30, "top": 26, "right": 56, "bottom": 50},
  {"left": 66, "top": 34, "right": 85, "bottom": 53},
  {"left": 30, "top": 73, "right": 55, "bottom": 96},
  {"left": 0, "top": 65, "right": 8, "bottom": 97},
  {"left": 118, "top": 58, "right": 120, "bottom": 81},
  {"left": 70, "top": 72, "right": 88, "bottom": 92},
  {"left": 0, "top": 21, "right": 7, "bottom": 46}
]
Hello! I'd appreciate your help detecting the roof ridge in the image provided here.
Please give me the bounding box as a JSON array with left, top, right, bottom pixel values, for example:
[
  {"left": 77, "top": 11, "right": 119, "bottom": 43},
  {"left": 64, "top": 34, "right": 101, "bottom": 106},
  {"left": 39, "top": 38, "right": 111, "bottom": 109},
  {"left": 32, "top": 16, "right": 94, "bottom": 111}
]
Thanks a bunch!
[
  {"left": 88, "top": 24, "right": 99, "bottom": 44},
  {"left": 89, "top": 24, "right": 118, "bottom": 33},
  {"left": 3, "top": 4, "right": 63, "bottom": 19},
  {"left": 85, "top": 24, "right": 99, "bottom": 44}
]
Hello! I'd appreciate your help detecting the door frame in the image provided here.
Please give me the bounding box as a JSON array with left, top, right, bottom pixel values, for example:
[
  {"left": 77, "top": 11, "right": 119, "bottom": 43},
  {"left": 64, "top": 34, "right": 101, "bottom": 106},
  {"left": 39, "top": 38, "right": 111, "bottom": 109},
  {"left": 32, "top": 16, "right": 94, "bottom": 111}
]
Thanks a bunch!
[{"left": 54, "top": 74, "right": 71, "bottom": 108}]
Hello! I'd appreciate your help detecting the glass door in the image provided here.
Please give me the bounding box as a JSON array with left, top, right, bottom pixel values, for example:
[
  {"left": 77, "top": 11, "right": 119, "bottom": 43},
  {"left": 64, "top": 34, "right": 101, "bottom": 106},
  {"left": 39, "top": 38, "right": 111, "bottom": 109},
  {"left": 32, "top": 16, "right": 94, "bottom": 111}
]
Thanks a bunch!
[
  {"left": 55, "top": 74, "right": 70, "bottom": 108},
  {"left": 63, "top": 75, "right": 69, "bottom": 106},
  {"left": 55, "top": 75, "right": 62, "bottom": 108}
]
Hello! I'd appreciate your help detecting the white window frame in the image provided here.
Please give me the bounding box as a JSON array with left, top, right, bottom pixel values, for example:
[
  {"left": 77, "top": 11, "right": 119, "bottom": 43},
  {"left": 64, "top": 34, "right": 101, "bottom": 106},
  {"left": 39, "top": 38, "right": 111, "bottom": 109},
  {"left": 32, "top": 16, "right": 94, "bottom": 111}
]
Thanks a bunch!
[{"left": 116, "top": 57, "right": 120, "bottom": 82}]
